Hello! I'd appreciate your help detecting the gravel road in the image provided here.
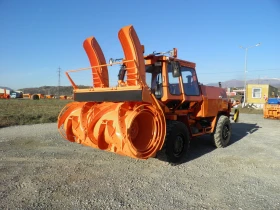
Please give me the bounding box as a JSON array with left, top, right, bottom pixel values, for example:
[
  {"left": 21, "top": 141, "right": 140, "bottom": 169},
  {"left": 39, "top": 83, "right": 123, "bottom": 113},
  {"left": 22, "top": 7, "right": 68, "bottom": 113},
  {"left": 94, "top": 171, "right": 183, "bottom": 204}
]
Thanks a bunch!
[{"left": 1, "top": 114, "right": 280, "bottom": 210}]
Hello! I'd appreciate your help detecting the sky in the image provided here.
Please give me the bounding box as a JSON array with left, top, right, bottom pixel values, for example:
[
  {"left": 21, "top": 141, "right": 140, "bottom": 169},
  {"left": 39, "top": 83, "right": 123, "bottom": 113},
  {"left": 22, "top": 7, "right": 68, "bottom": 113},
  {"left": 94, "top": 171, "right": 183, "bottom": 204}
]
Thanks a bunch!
[{"left": 0, "top": 0, "right": 279, "bottom": 90}]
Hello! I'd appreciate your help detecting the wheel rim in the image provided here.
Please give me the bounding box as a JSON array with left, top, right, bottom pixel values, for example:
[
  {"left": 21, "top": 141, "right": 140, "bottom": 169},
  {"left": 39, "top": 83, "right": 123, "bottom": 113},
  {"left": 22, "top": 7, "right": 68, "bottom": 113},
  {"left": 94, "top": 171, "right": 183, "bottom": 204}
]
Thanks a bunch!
[
  {"left": 173, "top": 134, "right": 184, "bottom": 157},
  {"left": 222, "top": 124, "right": 229, "bottom": 140}
]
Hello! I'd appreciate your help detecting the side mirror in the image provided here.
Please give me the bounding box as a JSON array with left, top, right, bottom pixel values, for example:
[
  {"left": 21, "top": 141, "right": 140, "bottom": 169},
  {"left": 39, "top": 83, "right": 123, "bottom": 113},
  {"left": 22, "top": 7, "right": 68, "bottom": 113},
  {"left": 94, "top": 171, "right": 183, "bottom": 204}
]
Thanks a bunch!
[
  {"left": 171, "top": 61, "right": 181, "bottom": 77},
  {"left": 109, "top": 58, "right": 114, "bottom": 65}
]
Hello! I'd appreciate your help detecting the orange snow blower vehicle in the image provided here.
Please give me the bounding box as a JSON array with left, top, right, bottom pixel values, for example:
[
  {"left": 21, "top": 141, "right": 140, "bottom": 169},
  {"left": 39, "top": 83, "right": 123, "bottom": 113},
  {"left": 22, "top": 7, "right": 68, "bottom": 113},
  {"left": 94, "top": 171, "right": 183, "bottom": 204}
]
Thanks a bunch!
[{"left": 58, "top": 25, "right": 237, "bottom": 163}]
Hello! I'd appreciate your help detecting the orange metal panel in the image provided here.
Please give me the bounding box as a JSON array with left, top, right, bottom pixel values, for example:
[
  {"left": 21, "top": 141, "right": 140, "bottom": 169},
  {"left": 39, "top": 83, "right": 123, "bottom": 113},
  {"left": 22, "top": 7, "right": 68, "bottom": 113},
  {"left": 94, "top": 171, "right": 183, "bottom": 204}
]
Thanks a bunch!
[
  {"left": 37, "top": 94, "right": 45, "bottom": 99},
  {"left": 83, "top": 37, "right": 109, "bottom": 88},
  {"left": 60, "top": 95, "right": 67, "bottom": 100},
  {"left": 118, "top": 25, "right": 146, "bottom": 86},
  {"left": 45, "top": 95, "right": 54, "bottom": 99},
  {"left": 263, "top": 104, "right": 280, "bottom": 119},
  {"left": 23, "top": 93, "right": 32, "bottom": 99}
]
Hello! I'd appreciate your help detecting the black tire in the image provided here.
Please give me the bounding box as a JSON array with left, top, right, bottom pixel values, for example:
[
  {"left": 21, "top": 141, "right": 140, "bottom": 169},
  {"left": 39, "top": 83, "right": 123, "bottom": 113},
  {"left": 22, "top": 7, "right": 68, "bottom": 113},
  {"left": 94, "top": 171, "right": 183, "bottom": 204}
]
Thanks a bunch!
[
  {"left": 165, "top": 121, "right": 190, "bottom": 163},
  {"left": 31, "top": 94, "right": 39, "bottom": 100},
  {"left": 213, "top": 115, "right": 231, "bottom": 148}
]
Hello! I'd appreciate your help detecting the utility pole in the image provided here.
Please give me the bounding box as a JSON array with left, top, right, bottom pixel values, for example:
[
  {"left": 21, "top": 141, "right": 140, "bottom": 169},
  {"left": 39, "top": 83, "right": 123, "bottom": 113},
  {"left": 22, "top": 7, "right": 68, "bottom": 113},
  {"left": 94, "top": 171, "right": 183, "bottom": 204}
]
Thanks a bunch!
[
  {"left": 240, "top": 43, "right": 261, "bottom": 107},
  {"left": 58, "top": 67, "right": 61, "bottom": 98}
]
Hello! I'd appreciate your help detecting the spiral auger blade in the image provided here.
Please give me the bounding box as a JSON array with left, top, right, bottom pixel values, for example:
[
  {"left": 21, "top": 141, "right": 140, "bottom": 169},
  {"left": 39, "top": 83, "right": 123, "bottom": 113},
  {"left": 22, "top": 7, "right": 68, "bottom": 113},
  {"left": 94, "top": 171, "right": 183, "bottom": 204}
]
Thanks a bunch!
[{"left": 58, "top": 102, "right": 87, "bottom": 142}]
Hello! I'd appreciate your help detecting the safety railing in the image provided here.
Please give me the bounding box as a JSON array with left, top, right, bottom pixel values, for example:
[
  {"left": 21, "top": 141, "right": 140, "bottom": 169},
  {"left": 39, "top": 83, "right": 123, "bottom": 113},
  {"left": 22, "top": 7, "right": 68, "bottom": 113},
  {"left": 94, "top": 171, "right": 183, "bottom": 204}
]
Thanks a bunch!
[{"left": 65, "top": 59, "right": 139, "bottom": 89}]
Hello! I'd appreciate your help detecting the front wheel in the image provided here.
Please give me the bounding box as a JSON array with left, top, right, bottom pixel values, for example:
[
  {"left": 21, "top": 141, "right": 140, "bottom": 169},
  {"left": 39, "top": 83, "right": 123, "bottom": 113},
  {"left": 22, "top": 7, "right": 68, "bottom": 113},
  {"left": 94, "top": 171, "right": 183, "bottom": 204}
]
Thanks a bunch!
[
  {"left": 165, "top": 121, "right": 190, "bottom": 163},
  {"left": 213, "top": 115, "right": 232, "bottom": 148}
]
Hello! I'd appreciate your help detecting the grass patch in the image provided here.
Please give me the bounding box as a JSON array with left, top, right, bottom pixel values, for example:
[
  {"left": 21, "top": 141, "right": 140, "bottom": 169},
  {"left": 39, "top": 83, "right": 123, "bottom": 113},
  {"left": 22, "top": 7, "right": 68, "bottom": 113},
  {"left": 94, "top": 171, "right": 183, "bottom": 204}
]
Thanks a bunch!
[{"left": 0, "top": 99, "right": 70, "bottom": 127}]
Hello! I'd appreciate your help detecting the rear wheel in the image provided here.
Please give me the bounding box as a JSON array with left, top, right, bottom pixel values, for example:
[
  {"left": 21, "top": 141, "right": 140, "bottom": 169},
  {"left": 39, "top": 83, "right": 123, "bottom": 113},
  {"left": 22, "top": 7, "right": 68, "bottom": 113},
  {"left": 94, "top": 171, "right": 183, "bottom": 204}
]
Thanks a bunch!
[
  {"left": 165, "top": 121, "right": 190, "bottom": 163},
  {"left": 213, "top": 115, "right": 231, "bottom": 148}
]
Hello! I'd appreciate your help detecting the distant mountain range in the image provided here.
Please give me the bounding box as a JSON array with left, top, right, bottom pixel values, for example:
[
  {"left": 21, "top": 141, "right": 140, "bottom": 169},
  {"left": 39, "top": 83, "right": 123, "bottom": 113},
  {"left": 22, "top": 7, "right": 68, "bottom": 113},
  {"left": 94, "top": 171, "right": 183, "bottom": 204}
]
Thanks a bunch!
[
  {"left": 207, "top": 79, "right": 280, "bottom": 88},
  {"left": 0, "top": 86, "right": 13, "bottom": 91}
]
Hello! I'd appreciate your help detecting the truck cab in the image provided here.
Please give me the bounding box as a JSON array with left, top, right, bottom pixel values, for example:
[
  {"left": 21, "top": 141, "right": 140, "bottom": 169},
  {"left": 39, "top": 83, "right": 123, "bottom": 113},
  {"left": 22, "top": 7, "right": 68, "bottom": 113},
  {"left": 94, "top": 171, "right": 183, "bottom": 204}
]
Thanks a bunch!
[{"left": 10, "top": 92, "right": 23, "bottom": 99}]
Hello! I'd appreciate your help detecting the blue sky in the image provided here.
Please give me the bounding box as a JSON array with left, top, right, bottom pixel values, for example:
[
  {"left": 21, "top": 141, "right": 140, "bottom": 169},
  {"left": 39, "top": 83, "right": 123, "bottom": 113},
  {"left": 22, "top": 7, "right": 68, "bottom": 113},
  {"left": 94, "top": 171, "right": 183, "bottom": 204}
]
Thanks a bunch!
[{"left": 0, "top": 0, "right": 279, "bottom": 90}]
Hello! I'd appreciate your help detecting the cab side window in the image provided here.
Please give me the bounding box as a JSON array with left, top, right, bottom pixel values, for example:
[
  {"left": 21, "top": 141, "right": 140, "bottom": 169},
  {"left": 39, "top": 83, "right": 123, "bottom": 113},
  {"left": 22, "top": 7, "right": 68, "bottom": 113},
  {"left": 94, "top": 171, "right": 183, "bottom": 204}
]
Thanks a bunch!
[
  {"left": 145, "top": 64, "right": 163, "bottom": 98},
  {"left": 167, "top": 64, "right": 181, "bottom": 95},
  {"left": 181, "top": 67, "right": 200, "bottom": 96}
]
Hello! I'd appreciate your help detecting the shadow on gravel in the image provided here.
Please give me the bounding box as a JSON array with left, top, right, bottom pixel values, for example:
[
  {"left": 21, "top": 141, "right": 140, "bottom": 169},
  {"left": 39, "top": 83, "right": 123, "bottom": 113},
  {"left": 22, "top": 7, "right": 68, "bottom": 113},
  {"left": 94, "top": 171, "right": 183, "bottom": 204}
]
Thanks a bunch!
[
  {"left": 157, "top": 122, "right": 262, "bottom": 165},
  {"left": 230, "top": 122, "right": 261, "bottom": 143},
  {"left": 188, "top": 122, "right": 262, "bottom": 163}
]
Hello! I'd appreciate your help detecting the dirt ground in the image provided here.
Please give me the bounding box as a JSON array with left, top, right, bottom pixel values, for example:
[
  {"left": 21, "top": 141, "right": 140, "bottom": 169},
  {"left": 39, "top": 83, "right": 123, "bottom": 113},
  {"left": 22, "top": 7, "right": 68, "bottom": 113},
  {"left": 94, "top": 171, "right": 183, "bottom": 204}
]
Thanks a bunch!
[{"left": 0, "top": 114, "right": 280, "bottom": 210}]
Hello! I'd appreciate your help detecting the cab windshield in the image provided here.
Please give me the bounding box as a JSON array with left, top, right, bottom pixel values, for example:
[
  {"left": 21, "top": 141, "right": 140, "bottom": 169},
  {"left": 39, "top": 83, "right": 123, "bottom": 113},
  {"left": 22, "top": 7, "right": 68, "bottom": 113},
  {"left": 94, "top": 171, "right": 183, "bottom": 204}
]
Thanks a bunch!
[{"left": 168, "top": 64, "right": 200, "bottom": 96}]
